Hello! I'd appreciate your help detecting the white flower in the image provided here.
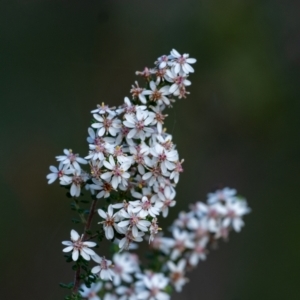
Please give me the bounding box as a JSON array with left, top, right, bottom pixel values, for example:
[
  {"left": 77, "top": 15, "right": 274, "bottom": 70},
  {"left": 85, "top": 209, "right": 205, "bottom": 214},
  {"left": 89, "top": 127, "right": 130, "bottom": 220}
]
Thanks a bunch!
[
  {"left": 167, "top": 259, "right": 188, "bottom": 292},
  {"left": 164, "top": 69, "right": 191, "bottom": 95},
  {"left": 137, "top": 273, "right": 169, "bottom": 300},
  {"left": 207, "top": 187, "right": 238, "bottom": 205},
  {"left": 80, "top": 282, "right": 102, "bottom": 300},
  {"left": 101, "top": 156, "right": 131, "bottom": 189},
  {"left": 118, "top": 230, "right": 145, "bottom": 251},
  {"left": 159, "top": 186, "right": 176, "bottom": 218},
  {"left": 149, "top": 218, "right": 161, "bottom": 243},
  {"left": 62, "top": 229, "right": 96, "bottom": 261},
  {"left": 56, "top": 149, "right": 87, "bottom": 171},
  {"left": 143, "top": 81, "right": 171, "bottom": 106},
  {"left": 156, "top": 54, "right": 170, "bottom": 69},
  {"left": 223, "top": 201, "right": 250, "bottom": 232},
  {"left": 130, "top": 196, "right": 162, "bottom": 218},
  {"left": 169, "top": 49, "right": 196, "bottom": 75},
  {"left": 89, "top": 178, "right": 113, "bottom": 199},
  {"left": 151, "top": 144, "right": 178, "bottom": 175},
  {"left": 98, "top": 205, "right": 120, "bottom": 240},
  {"left": 112, "top": 253, "right": 137, "bottom": 286},
  {"left": 150, "top": 106, "right": 168, "bottom": 134},
  {"left": 118, "top": 211, "right": 151, "bottom": 238},
  {"left": 46, "top": 162, "right": 73, "bottom": 184},
  {"left": 92, "top": 256, "right": 114, "bottom": 281},
  {"left": 130, "top": 82, "right": 147, "bottom": 104},
  {"left": 92, "top": 114, "right": 121, "bottom": 137},
  {"left": 169, "top": 159, "right": 184, "bottom": 184},
  {"left": 91, "top": 102, "right": 116, "bottom": 116},
  {"left": 188, "top": 236, "right": 209, "bottom": 266},
  {"left": 123, "top": 108, "right": 155, "bottom": 140},
  {"left": 170, "top": 228, "right": 194, "bottom": 260}
]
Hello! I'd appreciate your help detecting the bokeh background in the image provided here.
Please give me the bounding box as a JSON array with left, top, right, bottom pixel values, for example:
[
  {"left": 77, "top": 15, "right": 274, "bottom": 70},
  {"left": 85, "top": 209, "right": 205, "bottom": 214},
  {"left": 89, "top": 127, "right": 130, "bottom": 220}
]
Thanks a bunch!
[{"left": 1, "top": 0, "right": 300, "bottom": 299}]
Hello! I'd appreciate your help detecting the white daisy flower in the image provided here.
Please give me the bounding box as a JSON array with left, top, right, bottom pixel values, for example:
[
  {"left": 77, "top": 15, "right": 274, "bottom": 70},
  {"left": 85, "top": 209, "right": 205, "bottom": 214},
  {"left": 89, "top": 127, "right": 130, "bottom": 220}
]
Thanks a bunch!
[
  {"left": 169, "top": 49, "right": 196, "bottom": 75},
  {"left": 91, "top": 256, "right": 114, "bottom": 281},
  {"left": 62, "top": 229, "right": 96, "bottom": 261}
]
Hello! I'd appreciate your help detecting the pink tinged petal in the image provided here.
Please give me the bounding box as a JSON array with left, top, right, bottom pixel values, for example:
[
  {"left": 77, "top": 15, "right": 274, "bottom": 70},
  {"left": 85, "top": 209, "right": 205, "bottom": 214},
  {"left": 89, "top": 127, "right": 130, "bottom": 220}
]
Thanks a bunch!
[
  {"left": 107, "top": 205, "right": 113, "bottom": 216},
  {"left": 169, "top": 84, "right": 178, "bottom": 94},
  {"left": 186, "top": 58, "right": 196, "bottom": 63},
  {"left": 98, "top": 208, "right": 107, "bottom": 219},
  {"left": 111, "top": 176, "right": 119, "bottom": 189},
  {"left": 101, "top": 172, "right": 112, "bottom": 180},
  {"left": 109, "top": 155, "right": 115, "bottom": 166},
  {"left": 118, "top": 220, "right": 130, "bottom": 227},
  {"left": 47, "top": 173, "right": 58, "bottom": 184},
  {"left": 62, "top": 241, "right": 73, "bottom": 246},
  {"left": 72, "top": 249, "right": 79, "bottom": 261},
  {"left": 183, "top": 63, "right": 194, "bottom": 73},
  {"left": 62, "top": 246, "right": 74, "bottom": 252},
  {"left": 127, "top": 128, "right": 137, "bottom": 139},
  {"left": 103, "top": 160, "right": 113, "bottom": 170},
  {"left": 49, "top": 165, "right": 58, "bottom": 172},
  {"left": 171, "top": 49, "right": 180, "bottom": 57},
  {"left": 71, "top": 230, "right": 80, "bottom": 241},
  {"left": 91, "top": 123, "right": 102, "bottom": 129},
  {"left": 91, "top": 265, "right": 101, "bottom": 274},
  {"left": 162, "top": 96, "right": 170, "bottom": 105},
  {"left": 80, "top": 250, "right": 91, "bottom": 261},
  {"left": 100, "top": 269, "right": 111, "bottom": 281},
  {"left": 70, "top": 183, "right": 77, "bottom": 197},
  {"left": 149, "top": 81, "right": 156, "bottom": 91},
  {"left": 98, "top": 127, "right": 106, "bottom": 136},
  {"left": 76, "top": 157, "right": 87, "bottom": 164},
  {"left": 106, "top": 226, "right": 114, "bottom": 239},
  {"left": 83, "top": 241, "right": 97, "bottom": 247},
  {"left": 142, "top": 172, "right": 152, "bottom": 180},
  {"left": 132, "top": 226, "right": 138, "bottom": 238},
  {"left": 174, "top": 64, "right": 180, "bottom": 74},
  {"left": 82, "top": 247, "right": 95, "bottom": 255}
]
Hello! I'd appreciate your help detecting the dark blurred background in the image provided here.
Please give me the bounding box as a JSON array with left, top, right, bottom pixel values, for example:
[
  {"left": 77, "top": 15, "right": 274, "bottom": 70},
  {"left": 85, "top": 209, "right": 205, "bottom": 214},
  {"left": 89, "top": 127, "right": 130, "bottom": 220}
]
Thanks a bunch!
[{"left": 1, "top": 0, "right": 300, "bottom": 299}]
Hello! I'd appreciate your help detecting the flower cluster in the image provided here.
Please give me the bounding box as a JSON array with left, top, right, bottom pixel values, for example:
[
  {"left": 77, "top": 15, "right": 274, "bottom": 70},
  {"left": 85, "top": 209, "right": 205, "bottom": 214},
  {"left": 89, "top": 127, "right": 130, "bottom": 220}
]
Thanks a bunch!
[
  {"left": 48, "top": 49, "right": 196, "bottom": 251},
  {"left": 78, "top": 188, "right": 250, "bottom": 299},
  {"left": 47, "top": 50, "right": 250, "bottom": 300}
]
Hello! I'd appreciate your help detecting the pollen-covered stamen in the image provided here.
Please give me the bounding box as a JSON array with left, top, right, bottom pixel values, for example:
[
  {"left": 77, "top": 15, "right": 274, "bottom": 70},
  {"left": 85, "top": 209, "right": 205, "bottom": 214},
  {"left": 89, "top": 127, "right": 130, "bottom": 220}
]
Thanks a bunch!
[
  {"left": 174, "top": 75, "right": 185, "bottom": 85},
  {"left": 90, "top": 163, "right": 102, "bottom": 179},
  {"left": 135, "top": 120, "right": 145, "bottom": 131},
  {"left": 114, "top": 146, "right": 124, "bottom": 157},
  {"left": 155, "top": 112, "right": 167, "bottom": 124},
  {"left": 130, "top": 82, "right": 144, "bottom": 99},
  {"left": 171, "top": 271, "right": 183, "bottom": 282},
  {"left": 150, "top": 90, "right": 163, "bottom": 102},
  {"left": 141, "top": 199, "right": 152, "bottom": 210},
  {"left": 103, "top": 117, "right": 113, "bottom": 131},
  {"left": 104, "top": 216, "right": 115, "bottom": 227},
  {"left": 94, "top": 136, "right": 105, "bottom": 146},
  {"left": 58, "top": 170, "right": 65, "bottom": 178},
  {"left": 112, "top": 165, "right": 124, "bottom": 177},
  {"left": 174, "top": 160, "right": 184, "bottom": 173},
  {"left": 150, "top": 287, "right": 159, "bottom": 297},
  {"left": 161, "top": 140, "right": 173, "bottom": 150},
  {"left": 227, "top": 209, "right": 236, "bottom": 218},
  {"left": 100, "top": 257, "right": 109, "bottom": 270},
  {"left": 158, "top": 152, "right": 167, "bottom": 162},
  {"left": 67, "top": 149, "right": 77, "bottom": 162},
  {"left": 208, "top": 208, "right": 218, "bottom": 219},
  {"left": 103, "top": 182, "right": 113, "bottom": 192},
  {"left": 176, "top": 55, "right": 187, "bottom": 65},
  {"left": 129, "top": 215, "right": 140, "bottom": 226},
  {"left": 72, "top": 174, "right": 83, "bottom": 186}
]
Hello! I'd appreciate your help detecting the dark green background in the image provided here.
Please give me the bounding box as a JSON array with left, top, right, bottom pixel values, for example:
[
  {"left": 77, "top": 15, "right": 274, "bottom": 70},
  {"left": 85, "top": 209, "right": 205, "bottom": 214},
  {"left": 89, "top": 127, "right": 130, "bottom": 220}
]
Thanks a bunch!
[{"left": 1, "top": 1, "right": 299, "bottom": 299}]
